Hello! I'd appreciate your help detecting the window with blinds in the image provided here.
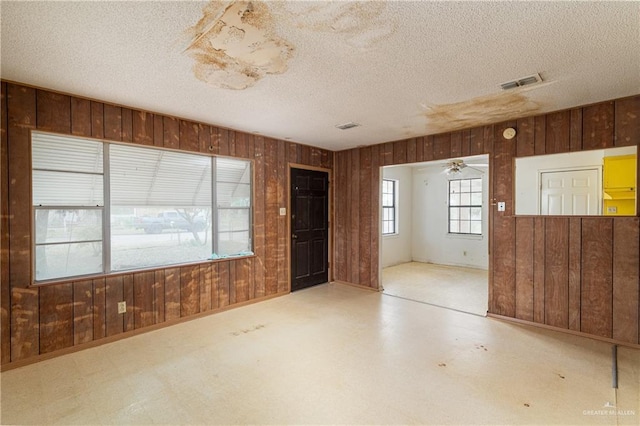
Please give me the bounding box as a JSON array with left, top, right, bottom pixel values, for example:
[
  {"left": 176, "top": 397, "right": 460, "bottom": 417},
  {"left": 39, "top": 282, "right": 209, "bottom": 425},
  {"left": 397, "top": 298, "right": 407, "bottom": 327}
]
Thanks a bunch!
[{"left": 31, "top": 131, "right": 252, "bottom": 282}]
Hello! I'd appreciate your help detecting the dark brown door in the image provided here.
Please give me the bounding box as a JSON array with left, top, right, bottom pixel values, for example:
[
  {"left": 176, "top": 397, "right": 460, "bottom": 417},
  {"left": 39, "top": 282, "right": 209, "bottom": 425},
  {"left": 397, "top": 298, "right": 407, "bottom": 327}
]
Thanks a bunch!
[{"left": 291, "top": 168, "right": 329, "bottom": 291}]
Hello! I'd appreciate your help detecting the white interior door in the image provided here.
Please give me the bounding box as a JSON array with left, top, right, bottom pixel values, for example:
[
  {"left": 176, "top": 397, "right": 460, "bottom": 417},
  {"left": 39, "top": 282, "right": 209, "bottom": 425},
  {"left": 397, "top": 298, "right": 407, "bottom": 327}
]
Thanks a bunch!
[{"left": 540, "top": 169, "right": 600, "bottom": 215}]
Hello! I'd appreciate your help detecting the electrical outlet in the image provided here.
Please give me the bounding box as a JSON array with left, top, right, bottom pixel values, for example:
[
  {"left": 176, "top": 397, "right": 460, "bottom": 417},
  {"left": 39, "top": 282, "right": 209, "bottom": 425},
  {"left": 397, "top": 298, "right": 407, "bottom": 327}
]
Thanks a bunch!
[
  {"left": 117, "top": 301, "right": 126, "bottom": 314},
  {"left": 279, "top": 207, "right": 286, "bottom": 216}
]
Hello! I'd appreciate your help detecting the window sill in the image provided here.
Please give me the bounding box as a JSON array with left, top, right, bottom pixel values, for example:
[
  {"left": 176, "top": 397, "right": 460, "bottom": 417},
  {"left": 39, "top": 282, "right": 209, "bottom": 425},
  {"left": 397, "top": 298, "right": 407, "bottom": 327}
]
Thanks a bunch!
[
  {"left": 30, "top": 254, "right": 256, "bottom": 287},
  {"left": 446, "top": 233, "right": 483, "bottom": 241}
]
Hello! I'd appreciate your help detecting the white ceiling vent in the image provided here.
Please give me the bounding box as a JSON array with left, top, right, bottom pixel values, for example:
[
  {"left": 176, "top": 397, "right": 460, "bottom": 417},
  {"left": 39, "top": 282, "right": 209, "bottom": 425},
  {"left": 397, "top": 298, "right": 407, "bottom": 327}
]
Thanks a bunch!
[
  {"left": 335, "top": 122, "right": 360, "bottom": 130},
  {"left": 500, "top": 73, "right": 543, "bottom": 90}
]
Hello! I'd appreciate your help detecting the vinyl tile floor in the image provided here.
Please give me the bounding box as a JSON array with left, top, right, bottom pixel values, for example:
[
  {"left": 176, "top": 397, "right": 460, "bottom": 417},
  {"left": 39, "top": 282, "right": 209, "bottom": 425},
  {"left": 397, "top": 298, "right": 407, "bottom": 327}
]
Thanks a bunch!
[
  {"left": 1, "top": 282, "right": 638, "bottom": 425},
  {"left": 382, "top": 262, "right": 488, "bottom": 316}
]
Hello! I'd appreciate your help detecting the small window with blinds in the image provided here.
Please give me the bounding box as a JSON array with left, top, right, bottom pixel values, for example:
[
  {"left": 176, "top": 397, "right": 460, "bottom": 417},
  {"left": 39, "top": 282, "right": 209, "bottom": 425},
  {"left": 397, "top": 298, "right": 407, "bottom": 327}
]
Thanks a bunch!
[{"left": 31, "top": 131, "right": 253, "bottom": 282}]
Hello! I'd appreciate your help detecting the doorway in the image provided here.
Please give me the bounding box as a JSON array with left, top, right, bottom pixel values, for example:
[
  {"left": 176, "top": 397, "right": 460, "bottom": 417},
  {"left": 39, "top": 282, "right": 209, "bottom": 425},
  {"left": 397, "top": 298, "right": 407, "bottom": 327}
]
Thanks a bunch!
[
  {"left": 540, "top": 168, "right": 600, "bottom": 215},
  {"left": 290, "top": 168, "right": 329, "bottom": 291},
  {"left": 380, "top": 155, "right": 489, "bottom": 316}
]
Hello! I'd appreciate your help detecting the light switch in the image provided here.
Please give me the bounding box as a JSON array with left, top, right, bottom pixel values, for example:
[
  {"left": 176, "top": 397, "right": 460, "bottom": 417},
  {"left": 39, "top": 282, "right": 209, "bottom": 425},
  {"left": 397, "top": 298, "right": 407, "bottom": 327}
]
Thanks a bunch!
[
  {"left": 497, "top": 202, "right": 506, "bottom": 212},
  {"left": 279, "top": 207, "right": 286, "bottom": 216}
]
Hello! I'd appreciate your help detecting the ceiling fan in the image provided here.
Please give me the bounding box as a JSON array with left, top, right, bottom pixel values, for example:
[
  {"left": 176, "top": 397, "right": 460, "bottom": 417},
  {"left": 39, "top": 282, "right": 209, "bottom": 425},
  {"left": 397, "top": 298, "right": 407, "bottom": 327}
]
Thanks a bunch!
[{"left": 442, "top": 159, "right": 488, "bottom": 175}]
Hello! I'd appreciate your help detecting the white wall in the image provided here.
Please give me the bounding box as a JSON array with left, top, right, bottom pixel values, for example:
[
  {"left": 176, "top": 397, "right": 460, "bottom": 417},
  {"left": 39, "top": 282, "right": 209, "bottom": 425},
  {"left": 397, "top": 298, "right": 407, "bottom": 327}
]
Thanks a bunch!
[
  {"left": 381, "top": 166, "right": 413, "bottom": 268},
  {"left": 514, "top": 146, "right": 635, "bottom": 214},
  {"left": 411, "top": 164, "right": 489, "bottom": 269}
]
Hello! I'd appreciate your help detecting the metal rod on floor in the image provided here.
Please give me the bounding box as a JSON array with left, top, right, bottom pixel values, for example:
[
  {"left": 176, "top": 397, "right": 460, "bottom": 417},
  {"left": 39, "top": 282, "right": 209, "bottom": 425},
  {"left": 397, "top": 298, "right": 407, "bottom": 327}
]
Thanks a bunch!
[{"left": 612, "top": 344, "right": 618, "bottom": 389}]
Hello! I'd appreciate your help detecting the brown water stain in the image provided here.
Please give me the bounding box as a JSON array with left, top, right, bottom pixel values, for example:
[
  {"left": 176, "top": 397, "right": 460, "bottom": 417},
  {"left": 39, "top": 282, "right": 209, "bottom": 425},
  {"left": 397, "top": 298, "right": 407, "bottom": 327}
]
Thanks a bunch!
[
  {"left": 423, "top": 91, "right": 543, "bottom": 133},
  {"left": 184, "top": 1, "right": 295, "bottom": 90}
]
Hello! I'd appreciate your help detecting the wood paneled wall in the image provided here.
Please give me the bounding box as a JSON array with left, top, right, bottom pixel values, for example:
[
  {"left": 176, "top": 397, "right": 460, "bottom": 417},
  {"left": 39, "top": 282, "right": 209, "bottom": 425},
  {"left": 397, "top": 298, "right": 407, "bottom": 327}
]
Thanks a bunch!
[
  {"left": 0, "top": 81, "right": 332, "bottom": 367},
  {"left": 334, "top": 95, "right": 640, "bottom": 346}
]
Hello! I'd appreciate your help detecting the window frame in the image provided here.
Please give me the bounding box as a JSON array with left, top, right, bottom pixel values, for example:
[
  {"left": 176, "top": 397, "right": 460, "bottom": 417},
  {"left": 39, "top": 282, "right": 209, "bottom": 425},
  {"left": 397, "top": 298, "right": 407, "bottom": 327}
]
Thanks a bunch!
[
  {"left": 31, "top": 131, "right": 254, "bottom": 284},
  {"left": 382, "top": 178, "right": 398, "bottom": 236},
  {"left": 448, "top": 177, "right": 483, "bottom": 236}
]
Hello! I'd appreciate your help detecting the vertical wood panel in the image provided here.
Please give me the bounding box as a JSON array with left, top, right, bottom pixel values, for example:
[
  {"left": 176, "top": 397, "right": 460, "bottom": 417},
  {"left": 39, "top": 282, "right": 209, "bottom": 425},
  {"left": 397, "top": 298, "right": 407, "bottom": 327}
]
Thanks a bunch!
[
  {"left": 198, "top": 123, "right": 211, "bottom": 154},
  {"left": 449, "top": 133, "right": 461, "bottom": 158},
  {"left": 105, "top": 276, "right": 124, "bottom": 337},
  {"left": 133, "top": 111, "right": 154, "bottom": 146},
  {"left": 264, "top": 139, "right": 278, "bottom": 294},
  {"left": 344, "top": 151, "right": 353, "bottom": 283},
  {"left": 227, "top": 130, "right": 236, "bottom": 156},
  {"left": 123, "top": 274, "right": 134, "bottom": 331},
  {"left": 614, "top": 96, "right": 640, "bottom": 147},
  {"left": 534, "top": 115, "right": 546, "bottom": 155},
  {"left": 163, "top": 117, "right": 179, "bottom": 149},
  {"left": 581, "top": 218, "right": 613, "bottom": 338},
  {"left": 544, "top": 218, "right": 569, "bottom": 329},
  {"left": 235, "top": 259, "right": 250, "bottom": 302},
  {"left": 533, "top": 218, "right": 545, "bottom": 323},
  {"left": 180, "top": 266, "right": 200, "bottom": 317},
  {"left": 0, "top": 82, "right": 9, "bottom": 364},
  {"left": 370, "top": 144, "right": 380, "bottom": 289},
  {"left": 350, "top": 149, "right": 360, "bottom": 284},
  {"left": 153, "top": 270, "right": 165, "bottom": 324},
  {"left": 433, "top": 133, "right": 450, "bottom": 160},
  {"left": 582, "top": 102, "right": 614, "bottom": 150},
  {"left": 406, "top": 138, "right": 417, "bottom": 163},
  {"left": 516, "top": 116, "right": 535, "bottom": 157},
  {"left": 382, "top": 142, "right": 393, "bottom": 166},
  {"left": 253, "top": 137, "right": 266, "bottom": 298},
  {"left": 570, "top": 108, "right": 583, "bottom": 151},
  {"left": 39, "top": 284, "right": 73, "bottom": 353},
  {"left": 568, "top": 218, "right": 582, "bottom": 331},
  {"left": 103, "top": 104, "right": 122, "bottom": 141},
  {"left": 392, "top": 140, "right": 407, "bottom": 164},
  {"left": 228, "top": 260, "right": 237, "bottom": 304},
  {"left": 545, "top": 110, "right": 570, "bottom": 154},
  {"left": 310, "top": 147, "right": 322, "bottom": 167},
  {"left": 73, "top": 280, "right": 94, "bottom": 345},
  {"left": 211, "top": 263, "right": 220, "bottom": 310},
  {"left": 415, "top": 136, "right": 424, "bottom": 161},
  {"left": 359, "top": 147, "right": 372, "bottom": 286},
  {"left": 121, "top": 108, "right": 133, "bottom": 142},
  {"left": 134, "top": 271, "right": 155, "bottom": 328},
  {"left": 299, "top": 144, "right": 311, "bottom": 165},
  {"left": 276, "top": 140, "right": 287, "bottom": 292},
  {"left": 164, "top": 268, "right": 180, "bottom": 321},
  {"left": 334, "top": 151, "right": 347, "bottom": 282},
  {"left": 91, "top": 101, "right": 104, "bottom": 139},
  {"left": 36, "top": 90, "right": 71, "bottom": 133},
  {"left": 7, "top": 84, "right": 38, "bottom": 361},
  {"left": 179, "top": 120, "right": 199, "bottom": 152},
  {"left": 515, "top": 218, "right": 534, "bottom": 321},
  {"left": 153, "top": 114, "right": 164, "bottom": 147},
  {"left": 199, "top": 264, "right": 212, "bottom": 312},
  {"left": 218, "top": 261, "right": 230, "bottom": 307},
  {"left": 218, "top": 128, "right": 229, "bottom": 156},
  {"left": 423, "top": 135, "right": 435, "bottom": 160},
  {"left": 612, "top": 218, "right": 639, "bottom": 343},
  {"left": 93, "top": 278, "right": 106, "bottom": 340},
  {"left": 467, "top": 128, "right": 483, "bottom": 155},
  {"left": 71, "top": 97, "right": 92, "bottom": 137}
]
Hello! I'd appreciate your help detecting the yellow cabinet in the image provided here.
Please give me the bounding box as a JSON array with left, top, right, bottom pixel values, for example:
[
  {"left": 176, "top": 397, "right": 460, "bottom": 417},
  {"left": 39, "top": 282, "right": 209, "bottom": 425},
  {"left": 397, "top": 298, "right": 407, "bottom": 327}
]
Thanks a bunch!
[{"left": 603, "top": 154, "right": 636, "bottom": 215}]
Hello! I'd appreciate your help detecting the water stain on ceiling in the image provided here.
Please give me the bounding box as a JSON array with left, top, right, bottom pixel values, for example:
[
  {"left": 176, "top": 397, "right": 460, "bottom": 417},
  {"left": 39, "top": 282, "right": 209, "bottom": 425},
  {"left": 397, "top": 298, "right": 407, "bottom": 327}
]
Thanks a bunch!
[
  {"left": 184, "top": 0, "right": 295, "bottom": 90},
  {"left": 422, "top": 91, "right": 543, "bottom": 133},
  {"left": 184, "top": 1, "right": 394, "bottom": 90},
  {"left": 273, "top": 1, "right": 396, "bottom": 49}
]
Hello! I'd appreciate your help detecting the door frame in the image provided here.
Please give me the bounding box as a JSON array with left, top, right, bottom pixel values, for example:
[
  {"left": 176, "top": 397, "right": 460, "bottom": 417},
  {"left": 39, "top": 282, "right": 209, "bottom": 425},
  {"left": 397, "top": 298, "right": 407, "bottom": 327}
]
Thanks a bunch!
[
  {"left": 287, "top": 163, "right": 333, "bottom": 293},
  {"left": 537, "top": 166, "right": 602, "bottom": 215}
]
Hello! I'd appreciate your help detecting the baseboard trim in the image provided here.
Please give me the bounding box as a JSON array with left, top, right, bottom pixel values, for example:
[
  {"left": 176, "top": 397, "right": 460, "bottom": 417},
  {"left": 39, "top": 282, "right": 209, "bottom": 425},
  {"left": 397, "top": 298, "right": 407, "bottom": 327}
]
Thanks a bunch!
[
  {"left": 331, "top": 280, "right": 380, "bottom": 292},
  {"left": 487, "top": 313, "right": 640, "bottom": 350}
]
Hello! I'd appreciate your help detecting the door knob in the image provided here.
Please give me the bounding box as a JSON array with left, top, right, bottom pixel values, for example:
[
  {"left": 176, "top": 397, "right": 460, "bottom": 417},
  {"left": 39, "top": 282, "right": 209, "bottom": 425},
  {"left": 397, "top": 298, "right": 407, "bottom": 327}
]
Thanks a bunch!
[{"left": 292, "top": 234, "right": 298, "bottom": 239}]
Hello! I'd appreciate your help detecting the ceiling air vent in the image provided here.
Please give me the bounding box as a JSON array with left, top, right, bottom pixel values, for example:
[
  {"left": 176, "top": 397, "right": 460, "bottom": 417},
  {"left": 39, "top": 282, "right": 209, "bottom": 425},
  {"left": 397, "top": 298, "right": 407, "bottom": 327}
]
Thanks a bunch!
[
  {"left": 500, "top": 73, "right": 543, "bottom": 90},
  {"left": 335, "top": 122, "right": 360, "bottom": 130}
]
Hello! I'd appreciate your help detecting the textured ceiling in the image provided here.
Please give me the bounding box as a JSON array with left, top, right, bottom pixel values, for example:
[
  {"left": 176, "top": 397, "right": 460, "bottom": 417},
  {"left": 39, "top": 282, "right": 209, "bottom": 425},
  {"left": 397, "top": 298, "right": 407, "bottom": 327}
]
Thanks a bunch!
[{"left": 2, "top": 1, "right": 639, "bottom": 151}]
